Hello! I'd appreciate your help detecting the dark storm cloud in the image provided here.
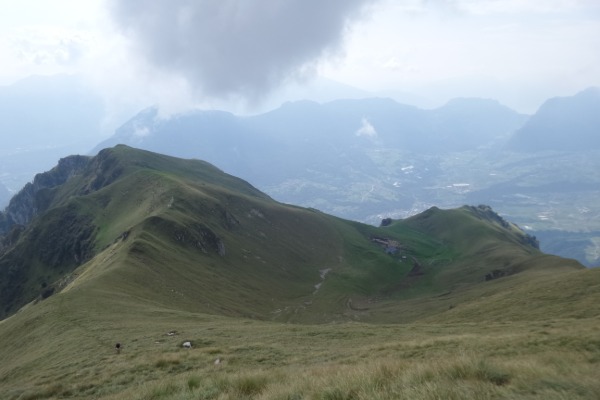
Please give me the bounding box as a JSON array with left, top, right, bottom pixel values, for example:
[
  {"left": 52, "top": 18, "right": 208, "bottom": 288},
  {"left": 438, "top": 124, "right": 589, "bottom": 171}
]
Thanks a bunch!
[{"left": 109, "top": 0, "right": 374, "bottom": 101}]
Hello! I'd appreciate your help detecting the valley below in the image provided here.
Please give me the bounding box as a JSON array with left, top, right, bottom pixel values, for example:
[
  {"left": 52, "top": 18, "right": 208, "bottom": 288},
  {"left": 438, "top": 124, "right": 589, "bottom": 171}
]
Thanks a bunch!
[{"left": 267, "top": 148, "right": 600, "bottom": 267}]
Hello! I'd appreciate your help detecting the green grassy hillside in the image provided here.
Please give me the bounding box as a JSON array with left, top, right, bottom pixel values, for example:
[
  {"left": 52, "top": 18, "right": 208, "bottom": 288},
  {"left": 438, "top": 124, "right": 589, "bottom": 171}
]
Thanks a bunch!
[
  {"left": 1, "top": 145, "right": 580, "bottom": 323},
  {"left": 1, "top": 272, "right": 598, "bottom": 399},
  {"left": 0, "top": 145, "right": 598, "bottom": 399}
]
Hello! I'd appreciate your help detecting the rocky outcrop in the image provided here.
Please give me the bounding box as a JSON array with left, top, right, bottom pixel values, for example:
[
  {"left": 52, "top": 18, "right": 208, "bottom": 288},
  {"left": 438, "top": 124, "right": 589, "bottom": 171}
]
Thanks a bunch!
[
  {"left": 371, "top": 236, "right": 402, "bottom": 255},
  {"left": 0, "top": 203, "right": 98, "bottom": 318},
  {"left": 80, "top": 148, "right": 125, "bottom": 195},
  {"left": 468, "top": 205, "right": 510, "bottom": 229},
  {"left": 0, "top": 155, "right": 90, "bottom": 233},
  {"left": 143, "top": 216, "right": 227, "bottom": 256},
  {"left": 175, "top": 223, "right": 226, "bottom": 256},
  {"left": 467, "top": 205, "right": 539, "bottom": 250},
  {"left": 380, "top": 218, "right": 393, "bottom": 227},
  {"left": 485, "top": 269, "right": 507, "bottom": 281},
  {"left": 408, "top": 260, "right": 425, "bottom": 277}
]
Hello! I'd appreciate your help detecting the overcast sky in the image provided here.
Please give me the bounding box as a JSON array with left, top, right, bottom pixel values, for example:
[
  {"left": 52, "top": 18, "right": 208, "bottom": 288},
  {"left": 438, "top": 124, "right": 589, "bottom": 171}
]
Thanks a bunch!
[{"left": 1, "top": 0, "right": 599, "bottom": 114}]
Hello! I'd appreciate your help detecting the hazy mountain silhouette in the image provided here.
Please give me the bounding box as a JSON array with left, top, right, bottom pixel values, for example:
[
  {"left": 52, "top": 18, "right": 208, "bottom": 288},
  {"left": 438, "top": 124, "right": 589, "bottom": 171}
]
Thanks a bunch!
[
  {"left": 0, "top": 183, "right": 9, "bottom": 208},
  {"left": 0, "top": 74, "right": 105, "bottom": 150},
  {"left": 0, "top": 75, "right": 107, "bottom": 205},
  {"left": 507, "top": 87, "right": 600, "bottom": 151},
  {"left": 94, "top": 97, "right": 527, "bottom": 187},
  {"left": 89, "top": 96, "right": 600, "bottom": 268}
]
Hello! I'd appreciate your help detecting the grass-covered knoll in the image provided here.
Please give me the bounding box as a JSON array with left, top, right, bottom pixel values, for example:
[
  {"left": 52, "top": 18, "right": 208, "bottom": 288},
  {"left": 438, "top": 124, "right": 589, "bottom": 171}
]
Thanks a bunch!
[
  {"left": 0, "top": 145, "right": 598, "bottom": 398},
  {"left": 405, "top": 205, "right": 575, "bottom": 278}
]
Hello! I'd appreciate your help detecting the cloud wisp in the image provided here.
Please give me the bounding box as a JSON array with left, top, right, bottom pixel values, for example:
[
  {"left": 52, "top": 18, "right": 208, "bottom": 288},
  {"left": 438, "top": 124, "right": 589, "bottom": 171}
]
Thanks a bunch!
[
  {"left": 108, "top": 0, "right": 374, "bottom": 104},
  {"left": 356, "top": 117, "right": 377, "bottom": 138}
]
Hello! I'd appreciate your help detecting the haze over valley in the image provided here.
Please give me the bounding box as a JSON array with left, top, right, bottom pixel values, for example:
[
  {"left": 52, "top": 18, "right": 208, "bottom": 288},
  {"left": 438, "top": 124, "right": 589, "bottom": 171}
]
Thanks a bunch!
[{"left": 2, "top": 78, "right": 599, "bottom": 266}]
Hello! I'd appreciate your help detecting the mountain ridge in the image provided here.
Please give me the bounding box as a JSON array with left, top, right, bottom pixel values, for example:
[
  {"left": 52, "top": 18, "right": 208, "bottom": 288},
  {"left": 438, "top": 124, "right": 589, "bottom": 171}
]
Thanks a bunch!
[{"left": 0, "top": 145, "right": 583, "bottom": 322}]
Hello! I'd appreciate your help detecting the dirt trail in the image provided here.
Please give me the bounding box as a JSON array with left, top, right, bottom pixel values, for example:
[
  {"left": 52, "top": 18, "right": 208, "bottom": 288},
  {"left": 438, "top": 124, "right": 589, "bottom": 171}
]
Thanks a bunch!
[{"left": 313, "top": 268, "right": 331, "bottom": 293}]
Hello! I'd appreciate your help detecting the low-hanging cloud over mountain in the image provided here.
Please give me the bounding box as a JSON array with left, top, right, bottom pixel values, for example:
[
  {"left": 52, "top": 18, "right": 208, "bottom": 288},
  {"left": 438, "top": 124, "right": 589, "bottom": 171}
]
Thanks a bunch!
[{"left": 108, "top": 0, "right": 374, "bottom": 102}]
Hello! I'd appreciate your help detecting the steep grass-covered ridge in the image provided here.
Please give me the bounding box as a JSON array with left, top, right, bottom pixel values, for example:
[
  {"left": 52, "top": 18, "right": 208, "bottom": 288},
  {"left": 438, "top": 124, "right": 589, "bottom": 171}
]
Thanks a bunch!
[{"left": 0, "top": 145, "right": 582, "bottom": 321}]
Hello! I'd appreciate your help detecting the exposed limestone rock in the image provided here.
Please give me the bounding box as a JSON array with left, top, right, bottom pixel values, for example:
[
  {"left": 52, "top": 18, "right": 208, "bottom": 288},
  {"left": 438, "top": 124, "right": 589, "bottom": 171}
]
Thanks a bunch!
[
  {"left": 380, "top": 217, "right": 393, "bottom": 227},
  {"left": 485, "top": 269, "right": 507, "bottom": 281},
  {"left": 0, "top": 155, "right": 89, "bottom": 233}
]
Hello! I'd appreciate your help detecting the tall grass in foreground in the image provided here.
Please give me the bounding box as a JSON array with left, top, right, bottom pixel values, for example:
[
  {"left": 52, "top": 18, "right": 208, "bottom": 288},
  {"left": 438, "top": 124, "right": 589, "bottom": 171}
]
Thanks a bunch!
[
  {"left": 101, "top": 355, "right": 600, "bottom": 400},
  {"left": 88, "top": 346, "right": 599, "bottom": 400},
  {"left": 3, "top": 301, "right": 599, "bottom": 400}
]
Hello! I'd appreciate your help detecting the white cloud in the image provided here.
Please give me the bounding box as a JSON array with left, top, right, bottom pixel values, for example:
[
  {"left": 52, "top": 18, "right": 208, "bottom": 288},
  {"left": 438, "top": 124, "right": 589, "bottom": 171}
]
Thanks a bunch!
[
  {"left": 132, "top": 124, "right": 150, "bottom": 138},
  {"left": 356, "top": 117, "right": 377, "bottom": 137},
  {"left": 0, "top": 0, "right": 598, "bottom": 117},
  {"left": 447, "top": 0, "right": 600, "bottom": 15},
  {"left": 320, "top": 0, "right": 600, "bottom": 112},
  {"left": 8, "top": 26, "right": 90, "bottom": 66},
  {"left": 108, "top": 0, "right": 375, "bottom": 104}
]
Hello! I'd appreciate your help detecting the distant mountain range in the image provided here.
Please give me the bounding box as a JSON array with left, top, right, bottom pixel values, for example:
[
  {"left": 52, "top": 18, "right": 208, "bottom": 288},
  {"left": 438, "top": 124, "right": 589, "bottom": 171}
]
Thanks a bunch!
[
  {"left": 0, "top": 75, "right": 105, "bottom": 150},
  {"left": 0, "top": 183, "right": 9, "bottom": 208},
  {"left": 1, "top": 80, "right": 599, "bottom": 267},
  {"left": 94, "top": 97, "right": 527, "bottom": 188},
  {"left": 508, "top": 87, "right": 600, "bottom": 151},
  {"left": 0, "top": 75, "right": 107, "bottom": 195},
  {"left": 89, "top": 89, "right": 600, "bottom": 266}
]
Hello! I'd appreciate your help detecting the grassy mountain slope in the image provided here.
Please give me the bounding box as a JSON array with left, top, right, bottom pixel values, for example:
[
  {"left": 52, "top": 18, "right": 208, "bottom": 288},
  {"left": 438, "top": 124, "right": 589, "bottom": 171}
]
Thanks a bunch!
[
  {"left": 0, "top": 145, "right": 598, "bottom": 399},
  {"left": 1, "top": 280, "right": 599, "bottom": 400},
  {"left": 0, "top": 145, "right": 585, "bottom": 321}
]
